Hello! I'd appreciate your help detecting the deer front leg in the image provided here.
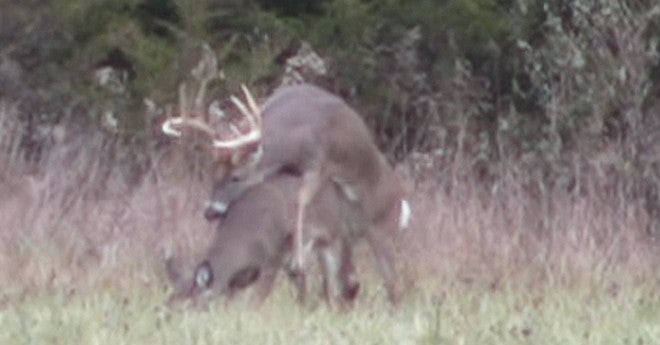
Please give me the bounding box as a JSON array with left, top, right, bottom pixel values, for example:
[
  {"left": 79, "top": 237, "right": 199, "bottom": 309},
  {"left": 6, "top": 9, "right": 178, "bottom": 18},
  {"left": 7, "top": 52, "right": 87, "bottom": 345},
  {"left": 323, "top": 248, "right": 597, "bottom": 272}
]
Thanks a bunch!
[
  {"left": 288, "top": 268, "right": 307, "bottom": 304},
  {"left": 293, "top": 171, "right": 323, "bottom": 273}
]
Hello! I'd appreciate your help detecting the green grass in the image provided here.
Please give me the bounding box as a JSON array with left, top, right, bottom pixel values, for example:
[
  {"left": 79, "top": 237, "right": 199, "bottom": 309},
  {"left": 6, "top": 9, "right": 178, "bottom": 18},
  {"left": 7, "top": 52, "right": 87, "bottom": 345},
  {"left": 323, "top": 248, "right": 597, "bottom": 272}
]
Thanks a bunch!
[{"left": 2, "top": 278, "right": 659, "bottom": 345}]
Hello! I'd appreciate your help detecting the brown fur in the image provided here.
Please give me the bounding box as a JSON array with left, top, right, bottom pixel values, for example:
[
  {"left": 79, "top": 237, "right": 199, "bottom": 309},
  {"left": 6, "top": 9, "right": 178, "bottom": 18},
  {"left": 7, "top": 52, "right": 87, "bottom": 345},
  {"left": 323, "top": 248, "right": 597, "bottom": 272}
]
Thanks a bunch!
[
  {"left": 206, "top": 84, "right": 407, "bottom": 304},
  {"left": 166, "top": 173, "right": 362, "bottom": 308}
]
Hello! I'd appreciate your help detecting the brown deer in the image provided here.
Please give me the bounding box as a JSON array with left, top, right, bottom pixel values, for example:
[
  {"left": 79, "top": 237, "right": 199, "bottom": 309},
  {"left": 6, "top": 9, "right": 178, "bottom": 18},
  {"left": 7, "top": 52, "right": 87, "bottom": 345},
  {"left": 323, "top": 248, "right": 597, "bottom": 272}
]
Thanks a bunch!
[
  {"left": 163, "top": 83, "right": 412, "bottom": 304},
  {"left": 166, "top": 173, "right": 362, "bottom": 308}
]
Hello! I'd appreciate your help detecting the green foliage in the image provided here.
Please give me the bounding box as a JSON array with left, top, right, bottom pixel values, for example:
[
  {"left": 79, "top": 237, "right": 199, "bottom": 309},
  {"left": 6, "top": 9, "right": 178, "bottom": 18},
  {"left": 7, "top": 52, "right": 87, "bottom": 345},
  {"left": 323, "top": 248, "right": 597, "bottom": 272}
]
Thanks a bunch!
[
  {"left": 1, "top": 0, "right": 528, "bottom": 141},
  {"left": 44, "top": 0, "right": 180, "bottom": 126},
  {"left": 2, "top": 0, "right": 660, "bottom": 198},
  {"left": 511, "top": 1, "right": 660, "bottom": 184},
  {"left": 256, "top": 0, "right": 328, "bottom": 16}
]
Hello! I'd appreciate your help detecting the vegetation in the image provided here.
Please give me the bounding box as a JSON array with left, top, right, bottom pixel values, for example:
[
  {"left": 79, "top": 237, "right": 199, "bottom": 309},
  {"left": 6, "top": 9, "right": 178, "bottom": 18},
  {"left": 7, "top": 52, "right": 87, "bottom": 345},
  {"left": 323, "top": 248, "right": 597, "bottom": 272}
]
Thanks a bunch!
[{"left": 1, "top": 0, "right": 660, "bottom": 343}]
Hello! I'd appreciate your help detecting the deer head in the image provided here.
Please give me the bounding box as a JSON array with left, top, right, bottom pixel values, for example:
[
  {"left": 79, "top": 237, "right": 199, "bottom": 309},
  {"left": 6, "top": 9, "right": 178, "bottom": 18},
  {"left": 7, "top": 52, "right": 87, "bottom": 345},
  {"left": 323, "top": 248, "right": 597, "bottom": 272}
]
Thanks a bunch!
[{"left": 161, "top": 82, "right": 266, "bottom": 193}]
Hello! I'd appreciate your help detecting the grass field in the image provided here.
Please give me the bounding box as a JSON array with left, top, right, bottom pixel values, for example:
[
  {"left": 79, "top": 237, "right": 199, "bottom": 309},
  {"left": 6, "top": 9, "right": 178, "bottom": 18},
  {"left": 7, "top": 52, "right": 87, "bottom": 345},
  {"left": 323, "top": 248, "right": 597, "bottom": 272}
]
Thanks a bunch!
[
  {"left": 1, "top": 271, "right": 658, "bottom": 344},
  {"left": 0, "top": 113, "right": 659, "bottom": 344},
  {"left": 1, "top": 166, "right": 659, "bottom": 345}
]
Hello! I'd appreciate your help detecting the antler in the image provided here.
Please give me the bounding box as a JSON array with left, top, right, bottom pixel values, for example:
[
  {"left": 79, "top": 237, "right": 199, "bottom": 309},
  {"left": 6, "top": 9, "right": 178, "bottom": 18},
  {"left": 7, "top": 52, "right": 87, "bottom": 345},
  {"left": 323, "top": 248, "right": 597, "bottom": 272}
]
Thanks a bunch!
[
  {"left": 211, "top": 85, "right": 262, "bottom": 148},
  {"left": 162, "top": 82, "right": 216, "bottom": 138},
  {"left": 161, "top": 84, "right": 262, "bottom": 150}
]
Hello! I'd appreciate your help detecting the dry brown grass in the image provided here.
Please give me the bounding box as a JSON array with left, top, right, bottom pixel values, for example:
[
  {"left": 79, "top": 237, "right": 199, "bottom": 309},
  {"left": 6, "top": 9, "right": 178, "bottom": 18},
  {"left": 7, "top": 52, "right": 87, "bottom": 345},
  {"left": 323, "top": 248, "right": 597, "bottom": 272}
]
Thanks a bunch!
[
  {"left": 1, "top": 125, "right": 657, "bottom": 296},
  {"left": 1, "top": 103, "right": 659, "bottom": 343},
  {"left": 402, "top": 178, "right": 658, "bottom": 292}
]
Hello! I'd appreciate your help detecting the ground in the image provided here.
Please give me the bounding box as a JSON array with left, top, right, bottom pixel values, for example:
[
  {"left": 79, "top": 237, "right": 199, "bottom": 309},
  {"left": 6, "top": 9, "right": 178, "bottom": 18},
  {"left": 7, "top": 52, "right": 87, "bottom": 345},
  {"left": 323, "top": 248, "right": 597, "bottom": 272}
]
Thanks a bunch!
[{"left": 1, "top": 168, "right": 659, "bottom": 344}]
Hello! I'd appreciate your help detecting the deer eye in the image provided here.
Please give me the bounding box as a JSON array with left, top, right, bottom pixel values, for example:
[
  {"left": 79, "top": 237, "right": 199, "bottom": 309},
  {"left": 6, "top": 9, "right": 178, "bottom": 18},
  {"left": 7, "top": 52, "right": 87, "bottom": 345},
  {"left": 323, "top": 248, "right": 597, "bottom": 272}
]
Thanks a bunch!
[
  {"left": 195, "top": 262, "right": 213, "bottom": 288},
  {"left": 230, "top": 175, "right": 242, "bottom": 183}
]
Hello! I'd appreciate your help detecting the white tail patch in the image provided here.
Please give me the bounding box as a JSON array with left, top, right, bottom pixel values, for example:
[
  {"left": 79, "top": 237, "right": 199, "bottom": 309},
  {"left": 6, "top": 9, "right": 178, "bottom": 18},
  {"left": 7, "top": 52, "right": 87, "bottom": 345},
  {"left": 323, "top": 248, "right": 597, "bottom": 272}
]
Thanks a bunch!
[{"left": 398, "top": 199, "right": 412, "bottom": 230}]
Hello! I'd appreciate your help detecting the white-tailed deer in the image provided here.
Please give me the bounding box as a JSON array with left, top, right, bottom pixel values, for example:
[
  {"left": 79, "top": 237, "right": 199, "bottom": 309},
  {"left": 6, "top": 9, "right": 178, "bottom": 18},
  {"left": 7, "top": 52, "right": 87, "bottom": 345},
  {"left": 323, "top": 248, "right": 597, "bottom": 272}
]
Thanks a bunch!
[
  {"left": 166, "top": 173, "right": 362, "bottom": 307},
  {"left": 163, "top": 83, "right": 412, "bottom": 304}
]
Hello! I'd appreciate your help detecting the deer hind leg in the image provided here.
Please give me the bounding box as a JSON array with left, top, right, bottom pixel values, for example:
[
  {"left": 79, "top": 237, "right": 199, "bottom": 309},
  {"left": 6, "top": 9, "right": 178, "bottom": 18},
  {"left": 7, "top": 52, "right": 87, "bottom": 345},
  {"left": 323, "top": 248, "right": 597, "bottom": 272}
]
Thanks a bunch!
[
  {"left": 294, "top": 170, "right": 323, "bottom": 272},
  {"left": 317, "top": 234, "right": 342, "bottom": 305},
  {"left": 316, "top": 245, "right": 333, "bottom": 304},
  {"left": 338, "top": 239, "right": 360, "bottom": 304},
  {"left": 317, "top": 238, "right": 359, "bottom": 307},
  {"left": 365, "top": 220, "right": 400, "bottom": 305},
  {"left": 316, "top": 239, "right": 343, "bottom": 304}
]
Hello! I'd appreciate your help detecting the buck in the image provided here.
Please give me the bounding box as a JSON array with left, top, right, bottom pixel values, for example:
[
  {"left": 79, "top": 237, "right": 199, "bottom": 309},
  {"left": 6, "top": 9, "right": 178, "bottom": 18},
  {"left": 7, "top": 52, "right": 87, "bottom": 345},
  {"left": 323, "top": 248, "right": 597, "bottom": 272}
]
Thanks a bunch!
[
  {"left": 163, "top": 83, "right": 412, "bottom": 304},
  {"left": 166, "top": 173, "right": 363, "bottom": 307}
]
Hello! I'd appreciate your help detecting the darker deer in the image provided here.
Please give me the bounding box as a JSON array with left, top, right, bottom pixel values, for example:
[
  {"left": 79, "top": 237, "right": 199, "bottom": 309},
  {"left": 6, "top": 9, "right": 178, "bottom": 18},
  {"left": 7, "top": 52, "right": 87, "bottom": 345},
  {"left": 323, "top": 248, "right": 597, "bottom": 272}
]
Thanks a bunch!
[{"left": 166, "top": 173, "right": 362, "bottom": 308}]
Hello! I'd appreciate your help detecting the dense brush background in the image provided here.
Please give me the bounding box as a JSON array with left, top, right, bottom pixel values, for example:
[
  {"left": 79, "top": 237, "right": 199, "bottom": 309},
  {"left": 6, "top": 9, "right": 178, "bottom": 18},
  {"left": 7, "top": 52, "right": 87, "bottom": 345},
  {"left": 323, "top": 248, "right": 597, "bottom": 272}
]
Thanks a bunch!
[{"left": 1, "top": 1, "right": 660, "bottom": 343}]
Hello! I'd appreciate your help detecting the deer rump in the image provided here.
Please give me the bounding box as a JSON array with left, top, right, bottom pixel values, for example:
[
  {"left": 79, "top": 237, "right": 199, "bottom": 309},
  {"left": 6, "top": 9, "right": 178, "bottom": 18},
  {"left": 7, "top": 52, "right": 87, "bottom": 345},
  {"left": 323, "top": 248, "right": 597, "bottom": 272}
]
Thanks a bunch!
[{"left": 166, "top": 173, "right": 363, "bottom": 307}]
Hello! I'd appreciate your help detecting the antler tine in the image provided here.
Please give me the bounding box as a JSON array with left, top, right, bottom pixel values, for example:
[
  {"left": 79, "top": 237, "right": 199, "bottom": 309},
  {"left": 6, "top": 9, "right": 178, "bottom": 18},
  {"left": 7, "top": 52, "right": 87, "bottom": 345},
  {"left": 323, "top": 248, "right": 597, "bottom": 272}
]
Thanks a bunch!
[
  {"left": 162, "top": 79, "right": 220, "bottom": 139},
  {"left": 179, "top": 83, "right": 188, "bottom": 121},
  {"left": 229, "top": 94, "right": 253, "bottom": 125},
  {"left": 229, "top": 85, "right": 261, "bottom": 128},
  {"left": 212, "top": 85, "right": 262, "bottom": 149},
  {"left": 241, "top": 84, "right": 261, "bottom": 126},
  {"left": 162, "top": 117, "right": 217, "bottom": 137},
  {"left": 162, "top": 83, "right": 191, "bottom": 138},
  {"left": 211, "top": 127, "right": 261, "bottom": 148}
]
